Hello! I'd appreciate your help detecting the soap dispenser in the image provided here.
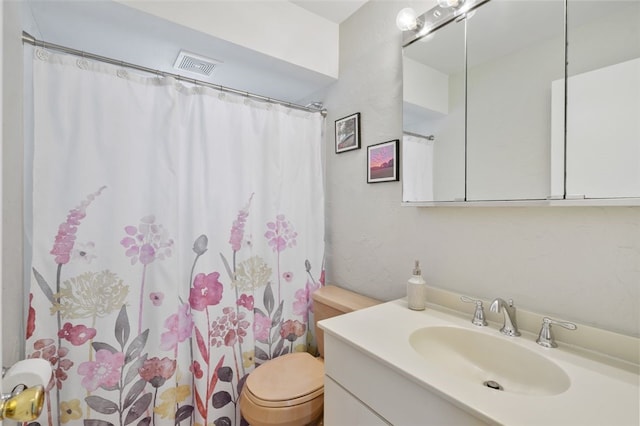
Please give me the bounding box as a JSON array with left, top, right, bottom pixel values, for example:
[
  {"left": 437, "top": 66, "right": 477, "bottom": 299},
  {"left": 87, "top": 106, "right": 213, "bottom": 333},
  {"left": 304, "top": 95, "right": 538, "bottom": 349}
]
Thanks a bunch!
[{"left": 407, "top": 260, "right": 426, "bottom": 310}]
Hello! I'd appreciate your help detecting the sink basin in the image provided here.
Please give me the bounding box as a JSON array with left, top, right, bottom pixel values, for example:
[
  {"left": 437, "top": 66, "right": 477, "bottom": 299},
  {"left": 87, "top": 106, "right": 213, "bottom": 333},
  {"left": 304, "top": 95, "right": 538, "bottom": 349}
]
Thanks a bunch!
[{"left": 409, "top": 326, "right": 570, "bottom": 396}]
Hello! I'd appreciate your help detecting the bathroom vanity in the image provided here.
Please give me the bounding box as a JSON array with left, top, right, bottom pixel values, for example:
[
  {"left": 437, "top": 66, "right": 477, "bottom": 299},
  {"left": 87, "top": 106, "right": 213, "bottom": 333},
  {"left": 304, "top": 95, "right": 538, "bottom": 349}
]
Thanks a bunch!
[{"left": 318, "top": 296, "right": 639, "bottom": 425}]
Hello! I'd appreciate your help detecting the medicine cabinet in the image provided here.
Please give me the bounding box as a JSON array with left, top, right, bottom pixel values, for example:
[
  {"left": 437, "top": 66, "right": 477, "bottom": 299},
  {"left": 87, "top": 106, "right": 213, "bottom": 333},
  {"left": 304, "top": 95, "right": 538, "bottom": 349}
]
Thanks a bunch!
[{"left": 402, "top": 0, "right": 640, "bottom": 205}]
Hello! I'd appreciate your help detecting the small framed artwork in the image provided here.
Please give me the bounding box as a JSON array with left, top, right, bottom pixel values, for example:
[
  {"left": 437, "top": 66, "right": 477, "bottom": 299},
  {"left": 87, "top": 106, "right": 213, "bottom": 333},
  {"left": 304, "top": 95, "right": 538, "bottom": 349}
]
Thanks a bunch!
[
  {"left": 367, "top": 139, "right": 399, "bottom": 183},
  {"left": 335, "top": 112, "right": 361, "bottom": 153}
]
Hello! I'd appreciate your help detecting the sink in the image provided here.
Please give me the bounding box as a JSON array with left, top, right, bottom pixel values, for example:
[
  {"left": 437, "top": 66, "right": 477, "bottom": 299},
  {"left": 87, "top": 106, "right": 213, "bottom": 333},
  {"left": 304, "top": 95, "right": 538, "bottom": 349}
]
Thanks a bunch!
[{"left": 409, "top": 326, "right": 570, "bottom": 396}]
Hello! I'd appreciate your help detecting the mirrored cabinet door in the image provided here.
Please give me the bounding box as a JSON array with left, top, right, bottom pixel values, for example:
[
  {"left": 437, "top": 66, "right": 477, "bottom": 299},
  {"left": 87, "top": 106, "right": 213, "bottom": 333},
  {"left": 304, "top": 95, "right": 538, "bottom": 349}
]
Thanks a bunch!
[
  {"left": 562, "top": 1, "right": 640, "bottom": 199},
  {"left": 466, "top": 0, "right": 565, "bottom": 201},
  {"left": 402, "top": 18, "right": 466, "bottom": 202}
]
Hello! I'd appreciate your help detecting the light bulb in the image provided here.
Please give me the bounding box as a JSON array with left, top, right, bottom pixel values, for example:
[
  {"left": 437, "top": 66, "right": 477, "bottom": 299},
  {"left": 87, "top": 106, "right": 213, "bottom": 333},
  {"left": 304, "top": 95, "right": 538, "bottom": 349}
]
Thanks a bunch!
[
  {"left": 396, "top": 7, "right": 418, "bottom": 31},
  {"left": 437, "top": 0, "right": 464, "bottom": 8}
]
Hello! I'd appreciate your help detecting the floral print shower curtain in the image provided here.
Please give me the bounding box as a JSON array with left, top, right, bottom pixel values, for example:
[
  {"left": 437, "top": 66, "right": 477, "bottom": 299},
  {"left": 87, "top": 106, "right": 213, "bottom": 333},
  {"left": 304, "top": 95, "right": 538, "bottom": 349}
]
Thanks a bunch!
[{"left": 25, "top": 47, "right": 325, "bottom": 426}]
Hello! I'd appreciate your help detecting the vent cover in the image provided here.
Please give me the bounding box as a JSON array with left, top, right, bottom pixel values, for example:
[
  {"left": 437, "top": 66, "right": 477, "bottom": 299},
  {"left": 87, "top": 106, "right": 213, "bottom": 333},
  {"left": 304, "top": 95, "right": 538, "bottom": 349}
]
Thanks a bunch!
[{"left": 173, "top": 50, "right": 222, "bottom": 77}]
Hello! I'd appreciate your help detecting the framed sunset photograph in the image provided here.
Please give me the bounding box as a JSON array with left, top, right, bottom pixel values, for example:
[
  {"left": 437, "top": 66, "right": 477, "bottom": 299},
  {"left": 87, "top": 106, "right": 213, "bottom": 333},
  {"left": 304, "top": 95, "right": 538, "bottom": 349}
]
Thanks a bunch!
[{"left": 367, "top": 140, "right": 399, "bottom": 183}]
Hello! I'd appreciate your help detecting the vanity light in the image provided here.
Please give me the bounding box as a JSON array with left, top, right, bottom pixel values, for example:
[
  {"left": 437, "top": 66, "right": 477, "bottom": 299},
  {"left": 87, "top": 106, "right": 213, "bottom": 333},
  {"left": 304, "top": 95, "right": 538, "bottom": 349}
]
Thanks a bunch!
[
  {"left": 400, "top": 0, "right": 487, "bottom": 45},
  {"left": 437, "top": 0, "right": 465, "bottom": 9},
  {"left": 396, "top": 8, "right": 421, "bottom": 32}
]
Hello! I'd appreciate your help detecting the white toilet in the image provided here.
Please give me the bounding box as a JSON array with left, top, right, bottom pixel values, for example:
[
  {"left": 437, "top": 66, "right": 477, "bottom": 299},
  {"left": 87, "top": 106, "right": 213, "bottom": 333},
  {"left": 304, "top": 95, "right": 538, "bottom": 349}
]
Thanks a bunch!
[{"left": 239, "top": 285, "right": 380, "bottom": 426}]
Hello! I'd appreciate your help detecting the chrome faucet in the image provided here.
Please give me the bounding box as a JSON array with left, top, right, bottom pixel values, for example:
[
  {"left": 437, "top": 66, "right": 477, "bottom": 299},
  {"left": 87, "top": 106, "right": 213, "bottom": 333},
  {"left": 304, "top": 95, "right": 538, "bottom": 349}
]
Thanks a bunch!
[{"left": 490, "top": 298, "right": 520, "bottom": 336}]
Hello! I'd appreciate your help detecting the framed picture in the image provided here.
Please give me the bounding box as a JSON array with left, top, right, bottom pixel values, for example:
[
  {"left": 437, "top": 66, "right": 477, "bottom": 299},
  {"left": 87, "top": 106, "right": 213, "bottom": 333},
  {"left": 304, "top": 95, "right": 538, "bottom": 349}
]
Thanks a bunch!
[
  {"left": 367, "top": 140, "right": 399, "bottom": 183},
  {"left": 335, "top": 112, "right": 361, "bottom": 153}
]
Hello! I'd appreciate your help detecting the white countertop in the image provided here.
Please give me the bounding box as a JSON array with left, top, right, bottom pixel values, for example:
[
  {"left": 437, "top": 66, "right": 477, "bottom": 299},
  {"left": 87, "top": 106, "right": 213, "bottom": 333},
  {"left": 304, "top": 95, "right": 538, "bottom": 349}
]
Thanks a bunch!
[{"left": 319, "top": 299, "right": 640, "bottom": 426}]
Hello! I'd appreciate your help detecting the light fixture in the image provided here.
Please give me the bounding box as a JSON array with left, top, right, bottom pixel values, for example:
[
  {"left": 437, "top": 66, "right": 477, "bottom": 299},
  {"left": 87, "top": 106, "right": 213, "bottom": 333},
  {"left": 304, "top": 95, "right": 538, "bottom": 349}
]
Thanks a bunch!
[
  {"left": 437, "top": 0, "right": 465, "bottom": 9},
  {"left": 397, "top": 1, "right": 466, "bottom": 33},
  {"left": 396, "top": 8, "right": 420, "bottom": 32},
  {"left": 400, "top": 0, "right": 485, "bottom": 45}
]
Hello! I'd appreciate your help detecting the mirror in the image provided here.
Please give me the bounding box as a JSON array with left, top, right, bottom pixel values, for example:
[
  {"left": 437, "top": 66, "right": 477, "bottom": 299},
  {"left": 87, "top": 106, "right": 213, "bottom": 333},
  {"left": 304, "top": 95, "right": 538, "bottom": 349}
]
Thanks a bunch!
[
  {"left": 466, "top": 0, "right": 564, "bottom": 201},
  {"left": 402, "top": 18, "right": 466, "bottom": 202},
  {"left": 561, "top": 1, "right": 640, "bottom": 199},
  {"left": 402, "top": 0, "right": 640, "bottom": 204}
]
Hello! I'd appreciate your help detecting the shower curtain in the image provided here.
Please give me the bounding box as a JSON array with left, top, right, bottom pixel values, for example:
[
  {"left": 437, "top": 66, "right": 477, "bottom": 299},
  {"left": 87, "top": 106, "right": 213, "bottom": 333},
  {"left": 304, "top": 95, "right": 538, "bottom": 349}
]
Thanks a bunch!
[
  {"left": 402, "top": 133, "right": 434, "bottom": 202},
  {"left": 25, "top": 47, "right": 325, "bottom": 426}
]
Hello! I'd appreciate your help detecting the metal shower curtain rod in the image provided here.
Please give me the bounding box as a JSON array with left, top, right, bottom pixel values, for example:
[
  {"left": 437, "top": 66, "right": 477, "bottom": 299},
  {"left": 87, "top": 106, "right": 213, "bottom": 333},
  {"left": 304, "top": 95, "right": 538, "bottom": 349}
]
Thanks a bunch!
[
  {"left": 403, "top": 131, "right": 434, "bottom": 141},
  {"left": 21, "top": 31, "right": 327, "bottom": 116}
]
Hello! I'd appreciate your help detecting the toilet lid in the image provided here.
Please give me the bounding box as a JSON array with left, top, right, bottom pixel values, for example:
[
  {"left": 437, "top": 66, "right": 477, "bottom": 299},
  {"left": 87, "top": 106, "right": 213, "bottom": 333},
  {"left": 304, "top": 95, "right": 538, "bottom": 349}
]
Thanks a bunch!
[{"left": 245, "top": 352, "right": 324, "bottom": 404}]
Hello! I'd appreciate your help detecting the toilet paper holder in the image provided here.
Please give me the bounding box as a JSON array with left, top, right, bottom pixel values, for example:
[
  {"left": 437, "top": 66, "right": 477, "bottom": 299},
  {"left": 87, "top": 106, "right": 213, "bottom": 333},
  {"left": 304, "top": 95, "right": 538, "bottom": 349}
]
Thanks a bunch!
[{"left": 1, "top": 360, "right": 51, "bottom": 421}]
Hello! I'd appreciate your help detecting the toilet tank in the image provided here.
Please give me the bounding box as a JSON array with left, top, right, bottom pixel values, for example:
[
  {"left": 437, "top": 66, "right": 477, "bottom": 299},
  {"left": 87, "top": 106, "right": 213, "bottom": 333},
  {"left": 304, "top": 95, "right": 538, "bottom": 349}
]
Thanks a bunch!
[{"left": 312, "top": 285, "right": 380, "bottom": 358}]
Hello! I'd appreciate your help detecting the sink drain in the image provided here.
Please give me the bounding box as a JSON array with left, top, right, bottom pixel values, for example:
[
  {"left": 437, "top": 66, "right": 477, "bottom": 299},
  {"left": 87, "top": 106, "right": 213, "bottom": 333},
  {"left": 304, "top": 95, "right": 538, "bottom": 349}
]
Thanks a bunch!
[{"left": 483, "top": 380, "right": 504, "bottom": 391}]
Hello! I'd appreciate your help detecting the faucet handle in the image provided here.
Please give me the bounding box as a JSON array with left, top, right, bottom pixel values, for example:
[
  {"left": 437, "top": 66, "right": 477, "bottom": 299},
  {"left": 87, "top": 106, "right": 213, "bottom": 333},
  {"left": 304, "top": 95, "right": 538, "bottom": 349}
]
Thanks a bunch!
[
  {"left": 460, "top": 296, "right": 488, "bottom": 326},
  {"left": 536, "top": 317, "right": 577, "bottom": 348}
]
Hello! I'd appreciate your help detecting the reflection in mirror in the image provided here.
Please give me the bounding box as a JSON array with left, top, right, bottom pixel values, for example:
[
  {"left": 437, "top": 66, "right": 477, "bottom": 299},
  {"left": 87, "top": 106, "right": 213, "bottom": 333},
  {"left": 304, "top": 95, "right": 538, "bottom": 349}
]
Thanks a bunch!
[
  {"left": 466, "top": 0, "right": 564, "bottom": 201},
  {"left": 402, "top": 18, "right": 466, "bottom": 202},
  {"left": 559, "top": 1, "right": 640, "bottom": 199}
]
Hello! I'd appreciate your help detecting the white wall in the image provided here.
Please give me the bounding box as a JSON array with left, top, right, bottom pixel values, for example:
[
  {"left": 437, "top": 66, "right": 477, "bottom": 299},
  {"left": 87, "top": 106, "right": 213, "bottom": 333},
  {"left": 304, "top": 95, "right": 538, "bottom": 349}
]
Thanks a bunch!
[
  {"left": 1, "top": 0, "right": 4, "bottom": 379},
  {"left": 323, "top": 0, "right": 639, "bottom": 337},
  {"left": 2, "top": 0, "right": 24, "bottom": 366}
]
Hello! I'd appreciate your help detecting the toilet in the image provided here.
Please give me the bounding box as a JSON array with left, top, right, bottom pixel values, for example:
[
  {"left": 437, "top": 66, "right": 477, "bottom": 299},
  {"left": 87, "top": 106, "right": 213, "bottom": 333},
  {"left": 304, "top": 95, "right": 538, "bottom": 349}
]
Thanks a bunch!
[{"left": 239, "top": 285, "right": 380, "bottom": 426}]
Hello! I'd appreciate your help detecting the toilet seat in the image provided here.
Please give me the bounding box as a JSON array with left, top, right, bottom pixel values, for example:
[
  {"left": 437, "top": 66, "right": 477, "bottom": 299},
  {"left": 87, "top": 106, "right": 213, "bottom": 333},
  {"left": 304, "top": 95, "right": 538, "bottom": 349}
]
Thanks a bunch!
[
  {"left": 240, "top": 352, "right": 325, "bottom": 426},
  {"left": 244, "top": 352, "right": 324, "bottom": 407}
]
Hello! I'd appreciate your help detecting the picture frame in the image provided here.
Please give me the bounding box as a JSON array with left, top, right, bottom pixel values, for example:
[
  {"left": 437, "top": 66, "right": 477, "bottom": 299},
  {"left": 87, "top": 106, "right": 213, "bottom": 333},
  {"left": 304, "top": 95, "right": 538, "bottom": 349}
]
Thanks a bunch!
[
  {"left": 367, "top": 139, "right": 399, "bottom": 183},
  {"left": 335, "top": 112, "right": 361, "bottom": 153}
]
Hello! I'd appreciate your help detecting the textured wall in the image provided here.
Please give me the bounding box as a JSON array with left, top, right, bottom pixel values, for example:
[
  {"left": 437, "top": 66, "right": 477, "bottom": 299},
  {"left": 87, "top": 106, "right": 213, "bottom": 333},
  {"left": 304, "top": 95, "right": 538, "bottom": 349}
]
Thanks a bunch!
[
  {"left": 2, "top": 0, "right": 25, "bottom": 366},
  {"left": 322, "top": 0, "right": 639, "bottom": 337}
]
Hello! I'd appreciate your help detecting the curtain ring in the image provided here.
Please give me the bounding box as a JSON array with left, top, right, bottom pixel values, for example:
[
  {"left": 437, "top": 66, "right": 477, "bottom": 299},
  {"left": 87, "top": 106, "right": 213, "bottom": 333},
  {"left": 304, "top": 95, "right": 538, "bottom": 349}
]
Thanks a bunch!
[{"left": 77, "top": 52, "right": 89, "bottom": 69}]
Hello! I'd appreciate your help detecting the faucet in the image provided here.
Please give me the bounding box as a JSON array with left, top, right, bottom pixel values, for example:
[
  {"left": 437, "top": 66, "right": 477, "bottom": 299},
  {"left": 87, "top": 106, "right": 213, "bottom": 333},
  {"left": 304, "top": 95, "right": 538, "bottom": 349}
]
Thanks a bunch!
[{"left": 489, "top": 298, "right": 520, "bottom": 336}]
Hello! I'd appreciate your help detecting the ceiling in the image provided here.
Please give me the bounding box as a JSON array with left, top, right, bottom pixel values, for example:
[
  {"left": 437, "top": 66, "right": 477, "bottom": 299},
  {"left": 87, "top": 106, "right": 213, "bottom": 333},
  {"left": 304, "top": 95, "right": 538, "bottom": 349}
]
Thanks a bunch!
[
  {"left": 23, "top": 1, "right": 370, "bottom": 107},
  {"left": 291, "top": 0, "right": 369, "bottom": 23}
]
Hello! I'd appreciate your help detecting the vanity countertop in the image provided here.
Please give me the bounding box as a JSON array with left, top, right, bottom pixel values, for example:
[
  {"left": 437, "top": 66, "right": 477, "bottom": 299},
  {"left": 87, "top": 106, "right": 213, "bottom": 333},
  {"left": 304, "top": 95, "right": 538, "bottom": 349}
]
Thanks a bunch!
[{"left": 318, "top": 299, "right": 640, "bottom": 426}]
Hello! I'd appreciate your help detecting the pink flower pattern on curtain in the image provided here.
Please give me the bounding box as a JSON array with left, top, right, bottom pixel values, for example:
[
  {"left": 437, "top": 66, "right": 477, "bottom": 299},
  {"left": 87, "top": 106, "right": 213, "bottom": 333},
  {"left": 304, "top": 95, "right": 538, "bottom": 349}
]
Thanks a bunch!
[{"left": 26, "top": 48, "right": 325, "bottom": 426}]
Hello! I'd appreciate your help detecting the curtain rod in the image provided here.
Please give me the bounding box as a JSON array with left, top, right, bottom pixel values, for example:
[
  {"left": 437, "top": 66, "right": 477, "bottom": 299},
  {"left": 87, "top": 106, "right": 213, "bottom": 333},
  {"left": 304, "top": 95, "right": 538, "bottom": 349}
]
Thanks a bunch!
[
  {"left": 403, "top": 131, "right": 434, "bottom": 140},
  {"left": 22, "top": 31, "right": 327, "bottom": 117}
]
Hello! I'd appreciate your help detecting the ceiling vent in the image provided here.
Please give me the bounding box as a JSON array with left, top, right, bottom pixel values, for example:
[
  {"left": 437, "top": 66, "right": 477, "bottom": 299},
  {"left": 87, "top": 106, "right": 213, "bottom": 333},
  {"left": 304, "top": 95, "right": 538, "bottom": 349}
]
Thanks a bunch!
[{"left": 173, "top": 50, "right": 222, "bottom": 77}]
